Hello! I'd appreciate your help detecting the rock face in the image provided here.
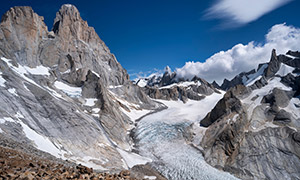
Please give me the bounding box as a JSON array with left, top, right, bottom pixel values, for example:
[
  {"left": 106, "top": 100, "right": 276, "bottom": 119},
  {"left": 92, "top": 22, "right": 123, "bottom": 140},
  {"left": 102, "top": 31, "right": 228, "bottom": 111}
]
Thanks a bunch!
[
  {"left": 0, "top": 5, "right": 159, "bottom": 171},
  {"left": 200, "top": 85, "right": 248, "bottom": 127},
  {"left": 220, "top": 69, "right": 256, "bottom": 90},
  {"left": 264, "top": 49, "right": 281, "bottom": 79},
  {"left": 199, "top": 50, "right": 300, "bottom": 179}
]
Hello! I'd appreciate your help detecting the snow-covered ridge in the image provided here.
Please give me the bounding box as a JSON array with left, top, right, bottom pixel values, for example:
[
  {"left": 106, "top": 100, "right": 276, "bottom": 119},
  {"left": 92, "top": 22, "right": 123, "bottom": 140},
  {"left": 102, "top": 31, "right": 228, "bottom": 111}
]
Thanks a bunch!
[
  {"left": 242, "top": 64, "right": 267, "bottom": 86},
  {"left": 159, "top": 81, "right": 202, "bottom": 89}
]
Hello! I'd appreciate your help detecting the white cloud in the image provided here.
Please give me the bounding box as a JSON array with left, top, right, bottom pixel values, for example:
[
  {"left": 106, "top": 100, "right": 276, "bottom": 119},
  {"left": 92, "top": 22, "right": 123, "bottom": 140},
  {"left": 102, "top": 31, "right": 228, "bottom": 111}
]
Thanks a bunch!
[
  {"left": 205, "top": 0, "right": 293, "bottom": 27},
  {"left": 130, "top": 68, "right": 163, "bottom": 82},
  {"left": 176, "top": 23, "right": 300, "bottom": 84}
]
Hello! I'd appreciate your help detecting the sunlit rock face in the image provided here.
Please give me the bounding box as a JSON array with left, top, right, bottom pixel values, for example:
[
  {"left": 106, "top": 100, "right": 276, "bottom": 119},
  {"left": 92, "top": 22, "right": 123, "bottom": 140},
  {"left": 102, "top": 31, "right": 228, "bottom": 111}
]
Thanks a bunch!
[{"left": 0, "top": 5, "right": 159, "bottom": 170}]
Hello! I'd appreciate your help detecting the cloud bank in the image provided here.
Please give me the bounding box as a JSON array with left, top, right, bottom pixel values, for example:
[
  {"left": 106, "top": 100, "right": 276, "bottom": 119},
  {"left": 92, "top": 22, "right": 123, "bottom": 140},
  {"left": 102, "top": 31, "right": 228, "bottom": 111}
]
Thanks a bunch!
[
  {"left": 205, "top": 0, "right": 293, "bottom": 27},
  {"left": 176, "top": 23, "right": 300, "bottom": 84}
]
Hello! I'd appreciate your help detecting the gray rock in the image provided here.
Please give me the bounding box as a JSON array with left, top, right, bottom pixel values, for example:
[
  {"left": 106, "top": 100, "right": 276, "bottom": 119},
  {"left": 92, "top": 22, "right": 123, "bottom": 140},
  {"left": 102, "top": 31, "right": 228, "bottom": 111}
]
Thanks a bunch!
[
  {"left": 200, "top": 85, "right": 247, "bottom": 127},
  {"left": 220, "top": 69, "right": 256, "bottom": 90},
  {"left": 274, "top": 110, "right": 292, "bottom": 124},
  {"left": 287, "top": 50, "right": 300, "bottom": 58},
  {"left": 261, "top": 88, "right": 292, "bottom": 108},
  {"left": 264, "top": 49, "right": 281, "bottom": 79},
  {"left": 211, "top": 81, "right": 221, "bottom": 89}
]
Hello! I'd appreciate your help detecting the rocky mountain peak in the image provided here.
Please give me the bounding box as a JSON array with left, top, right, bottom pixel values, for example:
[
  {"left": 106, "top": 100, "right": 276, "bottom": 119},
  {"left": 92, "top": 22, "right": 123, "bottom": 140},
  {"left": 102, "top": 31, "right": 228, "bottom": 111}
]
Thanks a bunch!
[
  {"left": 52, "top": 4, "right": 99, "bottom": 44},
  {"left": 264, "top": 49, "right": 281, "bottom": 79},
  {"left": 0, "top": 6, "right": 48, "bottom": 66},
  {"left": 164, "top": 66, "right": 172, "bottom": 75},
  {"left": 1, "top": 6, "right": 41, "bottom": 24}
]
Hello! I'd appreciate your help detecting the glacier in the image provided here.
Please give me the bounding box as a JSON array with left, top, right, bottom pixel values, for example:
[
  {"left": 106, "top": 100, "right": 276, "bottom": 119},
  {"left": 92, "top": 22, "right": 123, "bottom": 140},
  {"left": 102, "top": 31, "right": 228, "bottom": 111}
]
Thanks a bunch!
[{"left": 133, "top": 93, "right": 239, "bottom": 180}]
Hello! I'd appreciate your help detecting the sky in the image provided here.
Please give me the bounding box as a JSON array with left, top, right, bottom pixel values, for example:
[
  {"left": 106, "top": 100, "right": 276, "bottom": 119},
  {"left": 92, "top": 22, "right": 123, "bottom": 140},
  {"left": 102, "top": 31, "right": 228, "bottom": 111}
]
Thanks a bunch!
[{"left": 1, "top": 0, "right": 300, "bottom": 83}]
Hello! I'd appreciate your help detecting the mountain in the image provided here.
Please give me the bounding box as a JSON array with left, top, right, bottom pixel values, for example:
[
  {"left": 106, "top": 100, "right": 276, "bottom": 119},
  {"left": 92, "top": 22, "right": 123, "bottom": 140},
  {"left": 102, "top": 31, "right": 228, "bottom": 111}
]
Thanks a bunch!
[
  {"left": 198, "top": 49, "right": 300, "bottom": 179},
  {"left": 0, "top": 4, "right": 162, "bottom": 173}
]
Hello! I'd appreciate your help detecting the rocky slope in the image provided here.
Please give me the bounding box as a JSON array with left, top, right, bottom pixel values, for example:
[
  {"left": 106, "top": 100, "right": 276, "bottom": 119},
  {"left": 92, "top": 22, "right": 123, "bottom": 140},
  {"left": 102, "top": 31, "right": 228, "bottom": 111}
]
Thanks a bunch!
[
  {"left": 199, "top": 49, "right": 300, "bottom": 179},
  {"left": 0, "top": 4, "right": 161, "bottom": 172}
]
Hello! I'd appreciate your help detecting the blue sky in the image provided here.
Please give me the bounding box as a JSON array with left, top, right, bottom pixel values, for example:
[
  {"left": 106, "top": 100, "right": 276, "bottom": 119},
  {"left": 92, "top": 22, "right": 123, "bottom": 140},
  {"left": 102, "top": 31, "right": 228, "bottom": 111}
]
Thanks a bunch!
[{"left": 1, "top": 0, "right": 300, "bottom": 82}]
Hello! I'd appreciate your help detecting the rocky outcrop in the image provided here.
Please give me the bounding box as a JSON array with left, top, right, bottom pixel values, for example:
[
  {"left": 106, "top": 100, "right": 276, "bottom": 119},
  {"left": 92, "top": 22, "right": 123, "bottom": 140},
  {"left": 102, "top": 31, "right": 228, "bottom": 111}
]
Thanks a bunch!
[
  {"left": 200, "top": 85, "right": 248, "bottom": 127},
  {"left": 264, "top": 49, "right": 281, "bottom": 79},
  {"left": 220, "top": 69, "right": 255, "bottom": 90}
]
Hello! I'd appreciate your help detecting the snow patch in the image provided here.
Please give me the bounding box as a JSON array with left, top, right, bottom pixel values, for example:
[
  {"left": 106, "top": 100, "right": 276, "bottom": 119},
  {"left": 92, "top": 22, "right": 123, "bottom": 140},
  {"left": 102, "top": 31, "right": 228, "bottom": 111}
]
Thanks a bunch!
[
  {"left": 136, "top": 79, "right": 148, "bottom": 87},
  {"left": 92, "top": 114, "right": 100, "bottom": 118},
  {"left": 84, "top": 98, "right": 97, "bottom": 106},
  {"left": 121, "top": 108, "right": 151, "bottom": 122},
  {"left": 19, "top": 120, "right": 63, "bottom": 157},
  {"left": 285, "top": 54, "right": 296, "bottom": 59},
  {"left": 8, "top": 88, "right": 18, "bottom": 96},
  {"left": 117, "top": 148, "right": 152, "bottom": 168},
  {"left": 153, "top": 91, "right": 225, "bottom": 124},
  {"left": 13, "top": 113, "right": 65, "bottom": 158},
  {"left": 72, "top": 156, "right": 108, "bottom": 171},
  {"left": 54, "top": 81, "right": 82, "bottom": 97},
  {"left": 24, "top": 65, "right": 50, "bottom": 76},
  {"left": 0, "top": 74, "right": 6, "bottom": 87},
  {"left": 91, "top": 71, "right": 100, "bottom": 78},
  {"left": 109, "top": 85, "right": 123, "bottom": 89},
  {"left": 243, "top": 64, "right": 267, "bottom": 86},
  {"left": 276, "top": 63, "right": 295, "bottom": 77},
  {"left": 0, "top": 117, "right": 15, "bottom": 124},
  {"left": 1, "top": 57, "right": 44, "bottom": 88},
  {"left": 92, "top": 108, "right": 100, "bottom": 113},
  {"left": 159, "top": 81, "right": 202, "bottom": 89},
  {"left": 144, "top": 176, "right": 157, "bottom": 180},
  {"left": 109, "top": 90, "right": 149, "bottom": 121},
  {"left": 64, "top": 4, "right": 73, "bottom": 8}
]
